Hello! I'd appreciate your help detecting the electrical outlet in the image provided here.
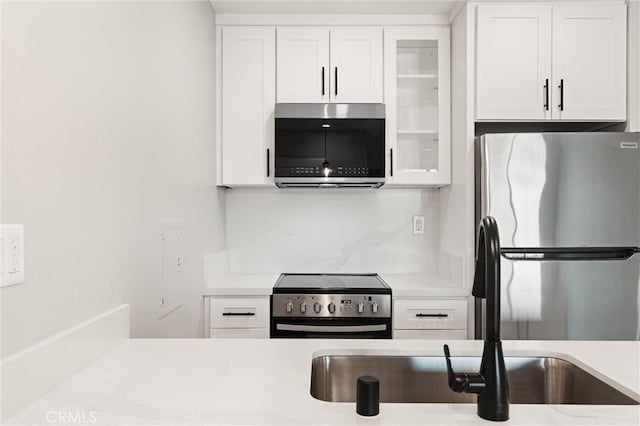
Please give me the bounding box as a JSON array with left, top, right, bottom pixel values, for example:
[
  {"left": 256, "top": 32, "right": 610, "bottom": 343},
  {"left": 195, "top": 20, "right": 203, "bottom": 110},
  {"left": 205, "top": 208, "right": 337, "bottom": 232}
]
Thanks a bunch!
[
  {"left": 413, "top": 215, "right": 425, "bottom": 234},
  {"left": 1, "top": 224, "right": 24, "bottom": 287}
]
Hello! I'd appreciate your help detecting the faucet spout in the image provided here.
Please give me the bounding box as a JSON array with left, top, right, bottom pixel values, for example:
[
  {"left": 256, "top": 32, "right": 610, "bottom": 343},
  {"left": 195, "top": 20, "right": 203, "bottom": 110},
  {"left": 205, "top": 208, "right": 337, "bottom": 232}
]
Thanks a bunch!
[{"left": 444, "top": 216, "right": 509, "bottom": 422}]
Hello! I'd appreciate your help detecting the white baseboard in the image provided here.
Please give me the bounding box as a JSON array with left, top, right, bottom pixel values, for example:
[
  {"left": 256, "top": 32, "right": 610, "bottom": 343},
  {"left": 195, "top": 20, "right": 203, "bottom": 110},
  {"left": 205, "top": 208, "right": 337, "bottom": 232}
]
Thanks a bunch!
[{"left": 1, "top": 304, "right": 130, "bottom": 420}]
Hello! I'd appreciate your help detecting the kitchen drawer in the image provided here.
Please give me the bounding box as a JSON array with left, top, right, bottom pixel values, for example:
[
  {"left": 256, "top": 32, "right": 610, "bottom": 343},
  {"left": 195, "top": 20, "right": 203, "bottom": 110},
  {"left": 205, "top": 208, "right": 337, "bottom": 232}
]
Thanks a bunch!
[
  {"left": 209, "top": 328, "right": 268, "bottom": 339},
  {"left": 209, "top": 297, "right": 269, "bottom": 329},
  {"left": 393, "top": 329, "right": 467, "bottom": 340},
  {"left": 393, "top": 299, "right": 467, "bottom": 330}
]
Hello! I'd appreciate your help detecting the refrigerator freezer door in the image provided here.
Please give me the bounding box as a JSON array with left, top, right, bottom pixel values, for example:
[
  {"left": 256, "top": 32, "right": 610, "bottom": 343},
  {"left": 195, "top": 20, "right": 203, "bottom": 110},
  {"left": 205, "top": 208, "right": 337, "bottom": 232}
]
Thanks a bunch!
[{"left": 477, "top": 133, "right": 640, "bottom": 248}]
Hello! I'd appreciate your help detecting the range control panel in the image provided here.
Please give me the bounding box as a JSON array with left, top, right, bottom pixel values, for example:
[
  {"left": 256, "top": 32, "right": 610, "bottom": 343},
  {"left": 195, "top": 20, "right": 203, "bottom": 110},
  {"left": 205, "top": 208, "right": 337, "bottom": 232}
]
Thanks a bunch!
[{"left": 272, "top": 293, "right": 391, "bottom": 318}]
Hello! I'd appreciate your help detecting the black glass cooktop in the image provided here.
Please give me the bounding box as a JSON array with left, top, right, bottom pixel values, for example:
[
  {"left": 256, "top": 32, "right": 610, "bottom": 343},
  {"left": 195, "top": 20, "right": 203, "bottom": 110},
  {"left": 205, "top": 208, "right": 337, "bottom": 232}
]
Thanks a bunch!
[{"left": 273, "top": 273, "right": 391, "bottom": 294}]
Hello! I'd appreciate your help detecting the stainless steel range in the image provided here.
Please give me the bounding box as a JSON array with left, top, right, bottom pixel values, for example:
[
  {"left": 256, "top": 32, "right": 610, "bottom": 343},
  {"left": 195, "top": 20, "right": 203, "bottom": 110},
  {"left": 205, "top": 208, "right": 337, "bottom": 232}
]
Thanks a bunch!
[{"left": 270, "top": 273, "right": 392, "bottom": 339}]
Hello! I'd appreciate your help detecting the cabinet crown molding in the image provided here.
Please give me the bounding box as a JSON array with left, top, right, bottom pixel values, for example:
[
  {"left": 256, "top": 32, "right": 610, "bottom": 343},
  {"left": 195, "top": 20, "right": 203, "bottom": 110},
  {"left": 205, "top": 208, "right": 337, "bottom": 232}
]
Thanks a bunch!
[{"left": 215, "top": 14, "right": 450, "bottom": 26}]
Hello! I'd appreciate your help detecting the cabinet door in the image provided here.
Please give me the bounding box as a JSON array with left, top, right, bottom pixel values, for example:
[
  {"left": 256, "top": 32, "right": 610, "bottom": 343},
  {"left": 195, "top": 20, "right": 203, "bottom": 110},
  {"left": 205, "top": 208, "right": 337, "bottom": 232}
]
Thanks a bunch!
[
  {"left": 277, "top": 27, "right": 329, "bottom": 103},
  {"left": 384, "top": 27, "right": 451, "bottom": 186},
  {"left": 222, "top": 27, "right": 275, "bottom": 186},
  {"left": 552, "top": 4, "right": 626, "bottom": 121},
  {"left": 476, "top": 5, "right": 552, "bottom": 120},
  {"left": 330, "top": 28, "right": 383, "bottom": 103}
]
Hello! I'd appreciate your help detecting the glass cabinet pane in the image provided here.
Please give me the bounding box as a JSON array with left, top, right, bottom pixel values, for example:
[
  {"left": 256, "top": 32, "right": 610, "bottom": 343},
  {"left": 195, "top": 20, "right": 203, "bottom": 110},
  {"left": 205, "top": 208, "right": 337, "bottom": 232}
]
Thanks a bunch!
[
  {"left": 396, "top": 40, "right": 438, "bottom": 75},
  {"left": 395, "top": 39, "right": 440, "bottom": 176},
  {"left": 397, "top": 134, "right": 439, "bottom": 173},
  {"left": 397, "top": 78, "right": 438, "bottom": 131}
]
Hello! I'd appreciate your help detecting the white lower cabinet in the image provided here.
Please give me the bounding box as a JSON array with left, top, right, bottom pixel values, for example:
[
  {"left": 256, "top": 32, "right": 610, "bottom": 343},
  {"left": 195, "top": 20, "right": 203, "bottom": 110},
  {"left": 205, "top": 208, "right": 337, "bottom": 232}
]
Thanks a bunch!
[
  {"left": 393, "top": 298, "right": 467, "bottom": 339},
  {"left": 208, "top": 296, "right": 270, "bottom": 338}
]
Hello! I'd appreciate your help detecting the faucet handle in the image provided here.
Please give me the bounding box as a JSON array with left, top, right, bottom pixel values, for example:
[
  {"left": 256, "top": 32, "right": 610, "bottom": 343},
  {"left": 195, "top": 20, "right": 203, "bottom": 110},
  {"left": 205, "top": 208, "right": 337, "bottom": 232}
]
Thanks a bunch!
[
  {"left": 443, "top": 344, "right": 485, "bottom": 394},
  {"left": 443, "top": 344, "right": 463, "bottom": 392}
]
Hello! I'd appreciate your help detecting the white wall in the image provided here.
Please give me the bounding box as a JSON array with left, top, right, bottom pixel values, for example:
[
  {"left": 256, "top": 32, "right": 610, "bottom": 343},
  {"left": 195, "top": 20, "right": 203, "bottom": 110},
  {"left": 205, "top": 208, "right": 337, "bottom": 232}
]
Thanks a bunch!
[
  {"left": 440, "top": 4, "right": 474, "bottom": 281},
  {"left": 628, "top": 0, "right": 640, "bottom": 131},
  {"left": 225, "top": 189, "right": 447, "bottom": 275},
  {"left": 1, "top": 1, "right": 224, "bottom": 356},
  {"left": 446, "top": 4, "right": 478, "bottom": 338}
]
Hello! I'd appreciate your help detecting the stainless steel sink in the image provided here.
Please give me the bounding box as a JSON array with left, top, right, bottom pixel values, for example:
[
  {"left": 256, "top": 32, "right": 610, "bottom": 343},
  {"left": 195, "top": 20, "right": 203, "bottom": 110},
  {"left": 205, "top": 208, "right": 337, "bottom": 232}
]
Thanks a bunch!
[{"left": 311, "top": 355, "right": 639, "bottom": 405}]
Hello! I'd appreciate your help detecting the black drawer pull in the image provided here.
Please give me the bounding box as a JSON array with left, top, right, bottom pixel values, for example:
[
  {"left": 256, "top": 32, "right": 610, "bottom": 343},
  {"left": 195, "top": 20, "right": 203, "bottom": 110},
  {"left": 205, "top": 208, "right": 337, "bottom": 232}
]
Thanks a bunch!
[
  {"left": 222, "top": 312, "right": 256, "bottom": 316},
  {"left": 321, "top": 67, "right": 325, "bottom": 96},
  {"left": 416, "top": 313, "right": 448, "bottom": 318},
  {"left": 266, "top": 148, "right": 270, "bottom": 177}
]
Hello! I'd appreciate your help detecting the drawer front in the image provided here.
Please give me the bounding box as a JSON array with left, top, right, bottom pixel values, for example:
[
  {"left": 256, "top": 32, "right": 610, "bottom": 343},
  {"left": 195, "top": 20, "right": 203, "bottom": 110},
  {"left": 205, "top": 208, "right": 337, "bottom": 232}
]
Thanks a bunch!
[
  {"left": 210, "top": 297, "right": 269, "bottom": 329},
  {"left": 209, "top": 328, "right": 268, "bottom": 339},
  {"left": 393, "top": 329, "right": 467, "bottom": 340},
  {"left": 393, "top": 299, "right": 467, "bottom": 330}
]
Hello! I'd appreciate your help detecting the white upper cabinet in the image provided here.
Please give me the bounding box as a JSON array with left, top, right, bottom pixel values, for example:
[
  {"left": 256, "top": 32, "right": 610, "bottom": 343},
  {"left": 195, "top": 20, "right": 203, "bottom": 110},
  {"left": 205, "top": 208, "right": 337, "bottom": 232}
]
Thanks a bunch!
[
  {"left": 384, "top": 27, "right": 451, "bottom": 186},
  {"left": 222, "top": 27, "right": 276, "bottom": 186},
  {"left": 276, "top": 27, "right": 383, "bottom": 103},
  {"left": 330, "top": 28, "right": 383, "bottom": 103},
  {"left": 276, "top": 27, "right": 329, "bottom": 103},
  {"left": 476, "top": 3, "right": 627, "bottom": 121},
  {"left": 476, "top": 5, "right": 552, "bottom": 120},
  {"left": 552, "top": 4, "right": 627, "bottom": 121}
]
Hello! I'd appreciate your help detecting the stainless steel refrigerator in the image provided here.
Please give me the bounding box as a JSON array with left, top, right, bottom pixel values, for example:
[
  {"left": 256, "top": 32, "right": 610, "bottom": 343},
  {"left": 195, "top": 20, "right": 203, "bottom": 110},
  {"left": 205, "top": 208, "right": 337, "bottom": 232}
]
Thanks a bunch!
[{"left": 475, "top": 132, "right": 640, "bottom": 340}]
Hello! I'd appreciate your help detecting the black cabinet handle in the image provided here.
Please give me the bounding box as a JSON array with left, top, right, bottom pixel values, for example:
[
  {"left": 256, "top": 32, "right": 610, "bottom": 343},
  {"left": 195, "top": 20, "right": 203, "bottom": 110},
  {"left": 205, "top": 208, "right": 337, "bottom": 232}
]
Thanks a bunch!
[
  {"left": 544, "top": 79, "right": 549, "bottom": 111},
  {"left": 390, "top": 148, "right": 393, "bottom": 177},
  {"left": 266, "top": 148, "right": 270, "bottom": 177},
  {"left": 558, "top": 79, "right": 564, "bottom": 111},
  {"left": 416, "top": 313, "right": 449, "bottom": 318},
  {"left": 222, "top": 312, "right": 256, "bottom": 316},
  {"left": 334, "top": 67, "right": 338, "bottom": 96},
  {"left": 321, "top": 67, "right": 325, "bottom": 96}
]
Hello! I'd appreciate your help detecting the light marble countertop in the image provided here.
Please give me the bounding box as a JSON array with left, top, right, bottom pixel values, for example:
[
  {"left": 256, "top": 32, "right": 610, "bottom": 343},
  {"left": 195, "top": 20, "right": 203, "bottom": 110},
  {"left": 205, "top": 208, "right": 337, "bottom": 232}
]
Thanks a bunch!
[
  {"left": 7, "top": 339, "right": 639, "bottom": 426},
  {"left": 203, "top": 273, "right": 279, "bottom": 296},
  {"left": 203, "top": 273, "right": 468, "bottom": 298}
]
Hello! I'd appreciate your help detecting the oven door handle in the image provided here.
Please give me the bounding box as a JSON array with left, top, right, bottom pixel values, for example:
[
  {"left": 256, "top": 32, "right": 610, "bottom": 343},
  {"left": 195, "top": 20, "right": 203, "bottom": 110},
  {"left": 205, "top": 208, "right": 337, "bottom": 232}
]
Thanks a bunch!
[{"left": 275, "top": 324, "right": 387, "bottom": 333}]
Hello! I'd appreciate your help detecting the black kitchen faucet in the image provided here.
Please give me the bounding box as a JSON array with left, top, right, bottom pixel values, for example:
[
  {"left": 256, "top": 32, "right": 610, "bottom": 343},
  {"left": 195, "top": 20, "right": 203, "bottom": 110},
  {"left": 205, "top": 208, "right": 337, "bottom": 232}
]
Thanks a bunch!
[{"left": 444, "top": 216, "right": 509, "bottom": 422}]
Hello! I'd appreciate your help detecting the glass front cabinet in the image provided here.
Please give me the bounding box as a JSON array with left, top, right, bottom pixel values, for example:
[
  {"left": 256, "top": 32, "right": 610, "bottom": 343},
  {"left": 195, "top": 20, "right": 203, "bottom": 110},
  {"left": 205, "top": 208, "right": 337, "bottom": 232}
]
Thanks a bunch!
[{"left": 384, "top": 27, "right": 451, "bottom": 186}]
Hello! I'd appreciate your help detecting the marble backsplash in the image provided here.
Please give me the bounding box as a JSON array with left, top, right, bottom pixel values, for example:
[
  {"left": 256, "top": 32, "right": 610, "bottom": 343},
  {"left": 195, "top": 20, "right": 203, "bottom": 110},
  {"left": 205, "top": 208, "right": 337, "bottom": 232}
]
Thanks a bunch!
[{"left": 224, "top": 188, "right": 454, "bottom": 276}]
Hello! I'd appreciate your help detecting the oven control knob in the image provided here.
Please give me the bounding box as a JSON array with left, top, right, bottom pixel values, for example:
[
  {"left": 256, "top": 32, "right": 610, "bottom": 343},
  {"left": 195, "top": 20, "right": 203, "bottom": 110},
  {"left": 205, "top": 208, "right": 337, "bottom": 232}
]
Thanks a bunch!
[
  {"left": 300, "top": 302, "right": 307, "bottom": 313},
  {"left": 314, "top": 302, "right": 322, "bottom": 313},
  {"left": 371, "top": 303, "right": 379, "bottom": 313},
  {"left": 357, "top": 303, "right": 364, "bottom": 313},
  {"left": 328, "top": 303, "right": 336, "bottom": 313},
  {"left": 285, "top": 302, "right": 294, "bottom": 313}
]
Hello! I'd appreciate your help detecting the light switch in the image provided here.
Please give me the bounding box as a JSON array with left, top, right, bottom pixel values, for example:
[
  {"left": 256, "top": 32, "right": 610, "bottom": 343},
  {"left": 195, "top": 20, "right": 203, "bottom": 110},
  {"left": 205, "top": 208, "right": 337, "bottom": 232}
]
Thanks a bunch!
[{"left": 1, "top": 224, "right": 24, "bottom": 287}]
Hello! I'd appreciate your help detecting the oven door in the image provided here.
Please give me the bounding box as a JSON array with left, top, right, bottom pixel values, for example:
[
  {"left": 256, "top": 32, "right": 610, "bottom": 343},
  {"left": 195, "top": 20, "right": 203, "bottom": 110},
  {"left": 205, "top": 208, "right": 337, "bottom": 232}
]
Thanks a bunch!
[{"left": 271, "top": 317, "right": 392, "bottom": 339}]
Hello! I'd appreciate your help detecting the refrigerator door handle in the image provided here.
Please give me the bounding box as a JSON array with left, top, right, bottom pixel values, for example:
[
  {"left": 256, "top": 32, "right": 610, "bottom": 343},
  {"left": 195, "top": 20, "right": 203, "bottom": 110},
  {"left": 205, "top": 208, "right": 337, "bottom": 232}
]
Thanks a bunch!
[{"left": 501, "top": 247, "right": 640, "bottom": 261}]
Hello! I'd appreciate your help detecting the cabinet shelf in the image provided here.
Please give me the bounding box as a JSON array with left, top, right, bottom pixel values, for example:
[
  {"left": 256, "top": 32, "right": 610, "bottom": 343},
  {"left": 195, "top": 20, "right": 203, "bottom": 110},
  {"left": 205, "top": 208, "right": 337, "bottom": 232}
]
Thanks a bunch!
[
  {"left": 397, "top": 130, "right": 438, "bottom": 135},
  {"left": 397, "top": 74, "right": 437, "bottom": 79}
]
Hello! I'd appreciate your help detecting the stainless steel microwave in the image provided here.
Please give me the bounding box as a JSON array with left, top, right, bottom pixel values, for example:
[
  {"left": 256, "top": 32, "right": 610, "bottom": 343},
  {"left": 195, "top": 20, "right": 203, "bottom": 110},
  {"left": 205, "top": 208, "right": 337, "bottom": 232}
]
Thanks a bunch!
[{"left": 274, "top": 103, "right": 385, "bottom": 188}]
